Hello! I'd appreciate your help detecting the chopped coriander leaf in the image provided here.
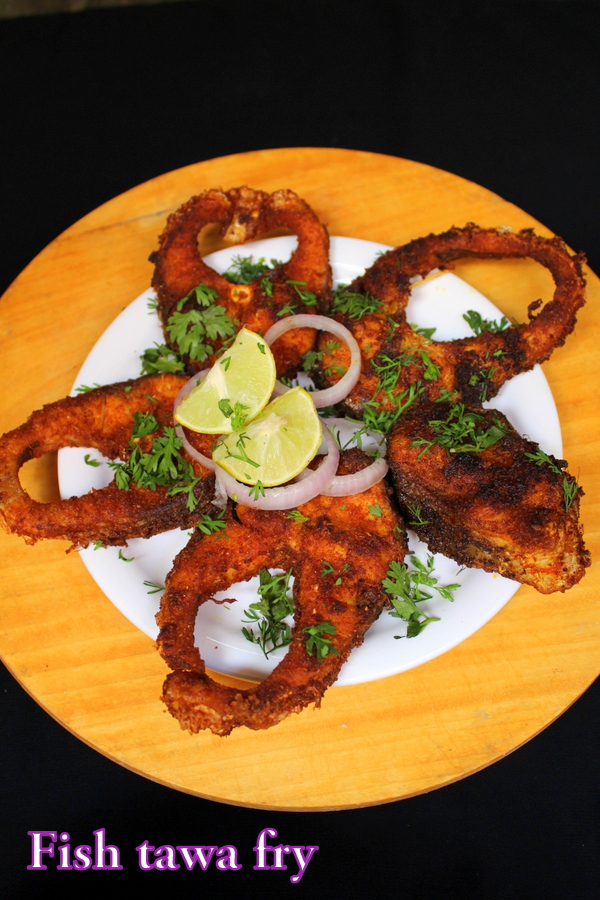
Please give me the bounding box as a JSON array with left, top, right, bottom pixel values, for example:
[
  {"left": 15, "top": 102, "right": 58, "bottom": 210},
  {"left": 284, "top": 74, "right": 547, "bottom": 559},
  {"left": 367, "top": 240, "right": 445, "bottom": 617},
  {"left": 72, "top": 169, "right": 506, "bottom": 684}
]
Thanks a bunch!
[
  {"left": 118, "top": 548, "right": 134, "bottom": 562},
  {"left": 286, "top": 510, "right": 310, "bottom": 523},
  {"left": 147, "top": 298, "right": 159, "bottom": 313},
  {"left": 140, "top": 343, "right": 185, "bottom": 375},
  {"left": 177, "top": 283, "right": 220, "bottom": 309},
  {"left": 303, "top": 621, "right": 339, "bottom": 661},
  {"left": 242, "top": 567, "right": 294, "bottom": 657},
  {"left": 324, "top": 363, "right": 347, "bottom": 377},
  {"left": 167, "top": 304, "right": 235, "bottom": 363},
  {"left": 144, "top": 580, "right": 165, "bottom": 594},
  {"left": 109, "top": 414, "right": 203, "bottom": 511},
  {"left": 468, "top": 367, "right": 496, "bottom": 402},
  {"left": 92, "top": 540, "right": 104, "bottom": 550},
  {"left": 563, "top": 478, "right": 579, "bottom": 511},
  {"left": 217, "top": 398, "right": 249, "bottom": 431},
  {"left": 362, "top": 380, "right": 425, "bottom": 436},
  {"left": 434, "top": 387, "right": 457, "bottom": 403},
  {"left": 75, "top": 383, "right": 101, "bottom": 393},
  {"left": 419, "top": 350, "right": 441, "bottom": 381},
  {"left": 84, "top": 453, "right": 100, "bottom": 467},
  {"left": 276, "top": 300, "right": 297, "bottom": 317},
  {"left": 321, "top": 561, "right": 335, "bottom": 577},
  {"left": 411, "top": 403, "right": 507, "bottom": 457},
  {"left": 166, "top": 282, "right": 235, "bottom": 362},
  {"left": 410, "top": 323, "right": 437, "bottom": 340},
  {"left": 301, "top": 348, "right": 323, "bottom": 372},
  {"left": 223, "top": 255, "right": 272, "bottom": 285},
  {"left": 383, "top": 555, "right": 459, "bottom": 638},
  {"left": 463, "top": 309, "right": 511, "bottom": 336},
  {"left": 369, "top": 504, "right": 383, "bottom": 517},
  {"left": 405, "top": 502, "right": 428, "bottom": 527},
  {"left": 332, "top": 287, "right": 381, "bottom": 319},
  {"left": 197, "top": 510, "right": 228, "bottom": 536},
  {"left": 525, "top": 448, "right": 579, "bottom": 511},
  {"left": 248, "top": 480, "right": 265, "bottom": 500},
  {"left": 260, "top": 276, "right": 274, "bottom": 298},
  {"left": 286, "top": 279, "right": 318, "bottom": 307}
]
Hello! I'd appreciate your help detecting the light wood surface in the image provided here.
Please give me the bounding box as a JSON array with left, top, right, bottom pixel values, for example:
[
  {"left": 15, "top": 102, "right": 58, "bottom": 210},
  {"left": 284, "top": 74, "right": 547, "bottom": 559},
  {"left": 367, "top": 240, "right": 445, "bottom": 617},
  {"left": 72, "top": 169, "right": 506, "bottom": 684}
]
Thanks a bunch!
[{"left": 1, "top": 148, "right": 598, "bottom": 810}]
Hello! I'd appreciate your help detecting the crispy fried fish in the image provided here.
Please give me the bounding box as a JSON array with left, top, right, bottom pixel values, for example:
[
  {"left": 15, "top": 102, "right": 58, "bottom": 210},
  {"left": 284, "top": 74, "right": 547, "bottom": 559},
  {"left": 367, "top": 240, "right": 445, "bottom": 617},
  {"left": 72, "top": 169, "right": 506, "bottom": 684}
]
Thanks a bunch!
[
  {"left": 0, "top": 374, "right": 215, "bottom": 547},
  {"left": 157, "top": 450, "right": 406, "bottom": 735},
  {"left": 317, "top": 225, "right": 586, "bottom": 418},
  {"left": 151, "top": 186, "right": 332, "bottom": 378},
  {"left": 386, "top": 401, "right": 590, "bottom": 593}
]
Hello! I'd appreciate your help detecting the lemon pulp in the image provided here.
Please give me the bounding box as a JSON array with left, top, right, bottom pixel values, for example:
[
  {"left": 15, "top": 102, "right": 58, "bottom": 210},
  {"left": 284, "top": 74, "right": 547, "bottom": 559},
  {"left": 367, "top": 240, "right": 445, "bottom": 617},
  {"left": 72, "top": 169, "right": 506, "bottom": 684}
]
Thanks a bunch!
[
  {"left": 175, "top": 328, "right": 276, "bottom": 433},
  {"left": 212, "top": 387, "right": 322, "bottom": 486}
]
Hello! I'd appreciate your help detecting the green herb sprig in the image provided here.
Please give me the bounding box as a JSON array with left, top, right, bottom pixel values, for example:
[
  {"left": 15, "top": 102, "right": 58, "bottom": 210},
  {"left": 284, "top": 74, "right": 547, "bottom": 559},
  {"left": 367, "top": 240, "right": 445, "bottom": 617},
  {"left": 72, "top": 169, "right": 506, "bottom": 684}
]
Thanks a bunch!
[
  {"left": 140, "top": 343, "right": 185, "bottom": 375},
  {"left": 303, "top": 621, "right": 339, "bottom": 661},
  {"left": 383, "top": 555, "right": 460, "bottom": 638},
  {"left": 108, "top": 411, "right": 202, "bottom": 510},
  {"left": 332, "top": 286, "right": 382, "bottom": 320},
  {"left": 411, "top": 403, "right": 507, "bottom": 457},
  {"left": 463, "top": 309, "right": 511, "bottom": 335},
  {"left": 166, "top": 282, "right": 235, "bottom": 362},
  {"left": 242, "top": 567, "right": 294, "bottom": 657},
  {"left": 524, "top": 448, "right": 580, "bottom": 511}
]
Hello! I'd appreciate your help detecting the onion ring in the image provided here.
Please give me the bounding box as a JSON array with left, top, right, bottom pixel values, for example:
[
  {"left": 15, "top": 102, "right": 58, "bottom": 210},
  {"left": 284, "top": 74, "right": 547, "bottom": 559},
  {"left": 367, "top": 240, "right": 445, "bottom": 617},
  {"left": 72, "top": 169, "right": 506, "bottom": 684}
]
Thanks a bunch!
[
  {"left": 299, "top": 418, "right": 389, "bottom": 496},
  {"left": 264, "top": 314, "right": 362, "bottom": 407}
]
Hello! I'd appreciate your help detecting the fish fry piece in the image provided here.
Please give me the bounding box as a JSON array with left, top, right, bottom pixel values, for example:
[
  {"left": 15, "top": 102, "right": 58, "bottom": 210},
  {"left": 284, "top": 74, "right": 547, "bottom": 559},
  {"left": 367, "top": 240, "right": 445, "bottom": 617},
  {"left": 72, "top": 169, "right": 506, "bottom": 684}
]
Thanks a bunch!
[
  {"left": 150, "top": 186, "right": 332, "bottom": 377},
  {"left": 387, "top": 401, "right": 590, "bottom": 593},
  {"left": 0, "top": 374, "right": 215, "bottom": 548},
  {"left": 317, "top": 225, "right": 586, "bottom": 417},
  {"left": 157, "top": 450, "right": 406, "bottom": 735}
]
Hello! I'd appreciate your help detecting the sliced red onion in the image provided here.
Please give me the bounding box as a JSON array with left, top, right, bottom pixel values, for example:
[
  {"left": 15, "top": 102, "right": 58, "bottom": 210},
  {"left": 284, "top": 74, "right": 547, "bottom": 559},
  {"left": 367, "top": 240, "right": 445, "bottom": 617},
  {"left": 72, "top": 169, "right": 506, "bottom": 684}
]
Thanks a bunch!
[
  {"left": 175, "top": 425, "right": 216, "bottom": 472},
  {"left": 216, "top": 425, "right": 340, "bottom": 510},
  {"left": 319, "top": 456, "right": 388, "bottom": 496},
  {"left": 264, "top": 314, "right": 361, "bottom": 408},
  {"left": 297, "top": 418, "right": 388, "bottom": 496}
]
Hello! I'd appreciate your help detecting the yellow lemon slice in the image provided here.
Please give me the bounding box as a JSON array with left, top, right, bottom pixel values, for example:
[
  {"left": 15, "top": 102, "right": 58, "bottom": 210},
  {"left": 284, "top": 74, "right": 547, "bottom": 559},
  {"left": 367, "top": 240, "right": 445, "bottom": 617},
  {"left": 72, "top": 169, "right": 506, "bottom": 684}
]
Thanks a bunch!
[
  {"left": 212, "top": 387, "right": 322, "bottom": 486},
  {"left": 175, "top": 328, "right": 276, "bottom": 433}
]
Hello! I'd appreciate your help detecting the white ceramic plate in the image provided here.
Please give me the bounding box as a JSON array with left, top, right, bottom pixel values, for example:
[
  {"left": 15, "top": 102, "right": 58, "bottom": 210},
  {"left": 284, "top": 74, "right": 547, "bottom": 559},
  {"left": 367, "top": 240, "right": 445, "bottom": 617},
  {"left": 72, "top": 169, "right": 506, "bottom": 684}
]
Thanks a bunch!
[{"left": 58, "top": 236, "right": 562, "bottom": 686}]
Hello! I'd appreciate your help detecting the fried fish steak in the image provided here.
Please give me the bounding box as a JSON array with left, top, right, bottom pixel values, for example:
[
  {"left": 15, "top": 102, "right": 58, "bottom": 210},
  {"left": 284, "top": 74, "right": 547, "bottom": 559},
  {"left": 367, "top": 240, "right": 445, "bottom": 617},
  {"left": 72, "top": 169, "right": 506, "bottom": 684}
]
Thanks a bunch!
[
  {"left": 157, "top": 449, "right": 406, "bottom": 735},
  {"left": 150, "top": 186, "right": 332, "bottom": 378},
  {"left": 316, "top": 225, "right": 586, "bottom": 417},
  {"left": 0, "top": 374, "right": 215, "bottom": 547},
  {"left": 387, "top": 401, "right": 590, "bottom": 593}
]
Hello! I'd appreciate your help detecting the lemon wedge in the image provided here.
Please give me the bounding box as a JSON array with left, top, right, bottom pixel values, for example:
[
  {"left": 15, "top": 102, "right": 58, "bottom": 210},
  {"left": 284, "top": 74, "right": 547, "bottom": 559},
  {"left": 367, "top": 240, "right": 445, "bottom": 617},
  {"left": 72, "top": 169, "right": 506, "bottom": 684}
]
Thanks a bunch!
[
  {"left": 212, "top": 387, "right": 322, "bottom": 486},
  {"left": 175, "top": 328, "right": 276, "bottom": 433}
]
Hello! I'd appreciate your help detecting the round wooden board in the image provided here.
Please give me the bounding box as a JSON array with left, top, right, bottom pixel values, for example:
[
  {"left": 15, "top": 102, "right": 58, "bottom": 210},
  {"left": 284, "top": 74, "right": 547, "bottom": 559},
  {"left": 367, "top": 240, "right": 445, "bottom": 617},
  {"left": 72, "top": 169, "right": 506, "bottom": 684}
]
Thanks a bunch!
[{"left": 1, "top": 148, "right": 598, "bottom": 811}]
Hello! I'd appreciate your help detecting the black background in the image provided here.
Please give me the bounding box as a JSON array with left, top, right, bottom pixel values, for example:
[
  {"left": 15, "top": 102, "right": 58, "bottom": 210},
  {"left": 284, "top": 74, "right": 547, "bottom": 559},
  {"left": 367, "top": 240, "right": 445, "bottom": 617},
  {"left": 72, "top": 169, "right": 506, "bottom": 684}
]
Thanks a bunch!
[{"left": 1, "top": 1, "right": 599, "bottom": 896}]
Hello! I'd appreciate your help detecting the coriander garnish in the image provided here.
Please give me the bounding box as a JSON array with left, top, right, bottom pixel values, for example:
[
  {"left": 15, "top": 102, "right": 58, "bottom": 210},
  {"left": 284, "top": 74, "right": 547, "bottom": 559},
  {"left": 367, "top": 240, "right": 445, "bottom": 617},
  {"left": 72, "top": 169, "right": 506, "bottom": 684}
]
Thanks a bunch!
[
  {"left": 463, "top": 309, "right": 511, "bottom": 335},
  {"left": 196, "top": 510, "right": 228, "bottom": 537},
  {"left": 242, "top": 567, "right": 294, "bottom": 657},
  {"left": 524, "top": 448, "right": 580, "bottom": 511},
  {"left": 166, "top": 282, "right": 235, "bottom": 362},
  {"left": 303, "top": 621, "right": 339, "bottom": 661},
  {"left": 332, "top": 286, "right": 382, "bottom": 319},
  {"left": 383, "top": 555, "right": 460, "bottom": 638},
  {"left": 411, "top": 403, "right": 507, "bottom": 457}
]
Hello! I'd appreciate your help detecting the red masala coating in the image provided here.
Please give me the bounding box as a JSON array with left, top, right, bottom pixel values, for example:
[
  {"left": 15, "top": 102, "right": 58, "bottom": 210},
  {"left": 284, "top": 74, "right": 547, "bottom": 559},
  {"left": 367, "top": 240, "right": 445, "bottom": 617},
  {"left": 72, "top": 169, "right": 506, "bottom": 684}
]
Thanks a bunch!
[
  {"left": 151, "top": 186, "right": 332, "bottom": 378},
  {"left": 387, "top": 401, "right": 590, "bottom": 593},
  {"left": 0, "top": 374, "right": 215, "bottom": 548},
  {"left": 317, "top": 224, "right": 587, "bottom": 415},
  {"left": 156, "top": 450, "right": 406, "bottom": 735}
]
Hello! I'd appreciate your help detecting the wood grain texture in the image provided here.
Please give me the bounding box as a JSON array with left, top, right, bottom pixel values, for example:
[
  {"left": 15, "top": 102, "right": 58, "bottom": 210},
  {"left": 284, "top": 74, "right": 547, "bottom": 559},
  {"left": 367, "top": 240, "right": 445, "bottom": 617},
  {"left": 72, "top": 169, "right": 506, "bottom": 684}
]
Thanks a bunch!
[{"left": 1, "top": 148, "right": 598, "bottom": 810}]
